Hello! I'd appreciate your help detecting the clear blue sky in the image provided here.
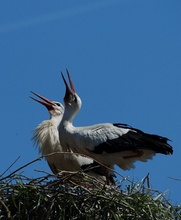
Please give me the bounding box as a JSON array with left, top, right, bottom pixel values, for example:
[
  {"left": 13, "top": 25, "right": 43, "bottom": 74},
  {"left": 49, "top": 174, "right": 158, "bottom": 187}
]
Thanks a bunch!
[{"left": 0, "top": 1, "right": 180, "bottom": 204}]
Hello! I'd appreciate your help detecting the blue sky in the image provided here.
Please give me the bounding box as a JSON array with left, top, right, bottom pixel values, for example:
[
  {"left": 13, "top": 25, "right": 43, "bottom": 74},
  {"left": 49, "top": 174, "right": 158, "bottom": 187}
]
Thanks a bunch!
[{"left": 0, "top": 1, "right": 181, "bottom": 204}]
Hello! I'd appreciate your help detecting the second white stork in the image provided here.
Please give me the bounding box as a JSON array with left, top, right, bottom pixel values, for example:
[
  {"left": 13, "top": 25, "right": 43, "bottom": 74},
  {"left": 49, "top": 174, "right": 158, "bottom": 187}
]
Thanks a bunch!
[
  {"left": 31, "top": 91, "right": 115, "bottom": 183},
  {"left": 58, "top": 70, "right": 173, "bottom": 178}
]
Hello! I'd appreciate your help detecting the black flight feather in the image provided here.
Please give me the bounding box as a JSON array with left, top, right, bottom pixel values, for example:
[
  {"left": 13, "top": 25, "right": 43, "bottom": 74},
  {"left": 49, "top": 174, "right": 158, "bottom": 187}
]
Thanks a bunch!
[{"left": 92, "top": 123, "right": 173, "bottom": 155}]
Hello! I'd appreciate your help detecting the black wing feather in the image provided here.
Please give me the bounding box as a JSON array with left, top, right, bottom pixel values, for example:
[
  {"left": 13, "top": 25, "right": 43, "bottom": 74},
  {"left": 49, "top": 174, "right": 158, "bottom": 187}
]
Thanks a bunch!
[
  {"left": 81, "top": 161, "right": 115, "bottom": 184},
  {"left": 92, "top": 123, "right": 173, "bottom": 155}
]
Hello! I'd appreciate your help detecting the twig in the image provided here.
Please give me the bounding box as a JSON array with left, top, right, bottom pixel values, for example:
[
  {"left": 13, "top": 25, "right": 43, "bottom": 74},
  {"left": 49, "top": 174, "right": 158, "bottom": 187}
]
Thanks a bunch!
[
  {"left": 168, "top": 176, "right": 181, "bottom": 181},
  {"left": 0, "top": 197, "right": 12, "bottom": 219},
  {"left": 0, "top": 156, "right": 43, "bottom": 181},
  {"left": 0, "top": 156, "right": 20, "bottom": 177}
]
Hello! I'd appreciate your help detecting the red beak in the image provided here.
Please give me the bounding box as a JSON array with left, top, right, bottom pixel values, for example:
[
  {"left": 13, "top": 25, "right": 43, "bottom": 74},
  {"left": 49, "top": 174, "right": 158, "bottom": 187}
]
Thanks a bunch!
[
  {"left": 30, "top": 91, "right": 55, "bottom": 111},
  {"left": 61, "top": 69, "right": 76, "bottom": 104}
]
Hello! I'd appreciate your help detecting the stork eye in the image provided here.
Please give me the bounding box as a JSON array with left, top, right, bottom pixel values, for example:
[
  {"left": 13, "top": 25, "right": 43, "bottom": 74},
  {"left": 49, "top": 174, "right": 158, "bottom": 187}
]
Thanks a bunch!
[{"left": 55, "top": 102, "right": 61, "bottom": 106}]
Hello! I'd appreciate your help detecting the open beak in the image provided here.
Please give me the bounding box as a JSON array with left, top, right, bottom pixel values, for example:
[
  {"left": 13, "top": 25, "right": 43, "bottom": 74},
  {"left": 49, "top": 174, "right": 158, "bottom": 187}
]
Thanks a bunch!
[
  {"left": 30, "top": 91, "right": 55, "bottom": 111},
  {"left": 61, "top": 69, "right": 76, "bottom": 104}
]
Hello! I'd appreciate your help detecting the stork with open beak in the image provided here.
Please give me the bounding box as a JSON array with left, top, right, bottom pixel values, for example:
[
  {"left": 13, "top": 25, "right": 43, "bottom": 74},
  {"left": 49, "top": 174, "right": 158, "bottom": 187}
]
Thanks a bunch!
[
  {"left": 58, "top": 70, "right": 173, "bottom": 181},
  {"left": 30, "top": 91, "right": 115, "bottom": 183}
]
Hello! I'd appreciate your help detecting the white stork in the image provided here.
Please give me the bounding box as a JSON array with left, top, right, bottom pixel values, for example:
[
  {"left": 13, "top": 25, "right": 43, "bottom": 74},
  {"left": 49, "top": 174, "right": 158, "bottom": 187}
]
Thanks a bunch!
[
  {"left": 58, "top": 70, "right": 173, "bottom": 180},
  {"left": 31, "top": 91, "right": 115, "bottom": 183}
]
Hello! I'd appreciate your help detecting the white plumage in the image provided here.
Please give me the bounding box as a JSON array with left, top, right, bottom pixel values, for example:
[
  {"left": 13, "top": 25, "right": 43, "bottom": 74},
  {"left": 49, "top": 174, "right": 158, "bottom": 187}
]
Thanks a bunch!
[
  {"left": 31, "top": 91, "right": 115, "bottom": 183},
  {"left": 58, "top": 70, "right": 173, "bottom": 178}
]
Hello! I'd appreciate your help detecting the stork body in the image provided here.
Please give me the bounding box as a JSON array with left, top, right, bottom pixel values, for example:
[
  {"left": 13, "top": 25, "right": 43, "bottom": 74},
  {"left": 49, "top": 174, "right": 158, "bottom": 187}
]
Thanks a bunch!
[
  {"left": 59, "top": 71, "right": 173, "bottom": 174},
  {"left": 31, "top": 92, "right": 115, "bottom": 183}
]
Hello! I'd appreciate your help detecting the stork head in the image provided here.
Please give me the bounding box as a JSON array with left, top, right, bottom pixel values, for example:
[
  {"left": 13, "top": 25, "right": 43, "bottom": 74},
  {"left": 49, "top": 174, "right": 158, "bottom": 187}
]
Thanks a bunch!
[
  {"left": 61, "top": 69, "right": 82, "bottom": 113},
  {"left": 30, "top": 91, "right": 64, "bottom": 117}
]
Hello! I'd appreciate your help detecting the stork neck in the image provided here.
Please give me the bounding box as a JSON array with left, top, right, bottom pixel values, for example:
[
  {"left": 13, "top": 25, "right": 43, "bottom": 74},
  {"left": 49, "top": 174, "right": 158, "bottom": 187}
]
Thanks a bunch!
[
  {"left": 62, "top": 105, "right": 78, "bottom": 124},
  {"left": 49, "top": 115, "right": 61, "bottom": 127}
]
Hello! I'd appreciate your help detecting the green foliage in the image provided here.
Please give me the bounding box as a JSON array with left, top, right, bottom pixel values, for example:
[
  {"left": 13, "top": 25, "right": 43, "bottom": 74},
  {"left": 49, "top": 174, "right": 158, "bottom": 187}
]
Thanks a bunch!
[{"left": 0, "top": 160, "right": 180, "bottom": 220}]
